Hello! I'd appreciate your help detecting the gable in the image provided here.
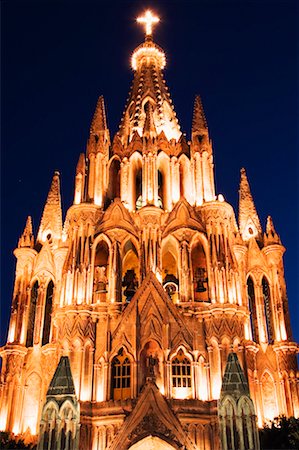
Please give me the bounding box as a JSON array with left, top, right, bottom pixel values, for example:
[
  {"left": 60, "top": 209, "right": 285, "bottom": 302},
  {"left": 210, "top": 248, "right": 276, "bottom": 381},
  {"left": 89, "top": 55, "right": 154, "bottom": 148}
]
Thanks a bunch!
[
  {"left": 108, "top": 381, "right": 197, "bottom": 450},
  {"left": 111, "top": 273, "right": 193, "bottom": 356},
  {"left": 163, "top": 199, "right": 204, "bottom": 236}
]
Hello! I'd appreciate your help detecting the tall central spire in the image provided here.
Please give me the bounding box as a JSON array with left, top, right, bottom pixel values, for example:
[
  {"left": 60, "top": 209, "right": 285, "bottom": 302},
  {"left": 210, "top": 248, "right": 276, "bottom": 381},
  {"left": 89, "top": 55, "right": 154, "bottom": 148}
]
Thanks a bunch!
[{"left": 118, "top": 11, "right": 181, "bottom": 144}]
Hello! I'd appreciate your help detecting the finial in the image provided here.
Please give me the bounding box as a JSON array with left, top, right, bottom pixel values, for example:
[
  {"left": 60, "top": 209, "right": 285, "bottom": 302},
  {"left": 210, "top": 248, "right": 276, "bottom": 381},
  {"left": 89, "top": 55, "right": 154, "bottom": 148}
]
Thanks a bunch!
[
  {"left": 137, "top": 10, "right": 160, "bottom": 38},
  {"left": 18, "top": 216, "right": 34, "bottom": 248}
]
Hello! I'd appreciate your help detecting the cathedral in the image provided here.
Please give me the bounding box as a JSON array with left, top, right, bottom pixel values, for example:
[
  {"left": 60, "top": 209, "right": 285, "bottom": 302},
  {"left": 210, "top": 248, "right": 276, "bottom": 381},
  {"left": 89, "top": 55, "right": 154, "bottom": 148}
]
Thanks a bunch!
[{"left": 1, "top": 10, "right": 298, "bottom": 450}]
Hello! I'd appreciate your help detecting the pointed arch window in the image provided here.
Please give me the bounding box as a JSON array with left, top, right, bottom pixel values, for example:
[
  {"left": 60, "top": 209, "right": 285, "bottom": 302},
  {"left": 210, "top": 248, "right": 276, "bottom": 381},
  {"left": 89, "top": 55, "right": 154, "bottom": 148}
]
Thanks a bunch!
[
  {"left": 262, "top": 277, "right": 274, "bottom": 343},
  {"left": 191, "top": 241, "right": 209, "bottom": 301},
  {"left": 157, "top": 170, "right": 164, "bottom": 208},
  {"left": 171, "top": 350, "right": 192, "bottom": 398},
  {"left": 247, "top": 277, "right": 258, "bottom": 342},
  {"left": 26, "top": 281, "right": 39, "bottom": 347},
  {"left": 42, "top": 280, "right": 54, "bottom": 346},
  {"left": 135, "top": 168, "right": 143, "bottom": 210},
  {"left": 111, "top": 349, "right": 131, "bottom": 400},
  {"left": 107, "top": 159, "right": 121, "bottom": 203}
]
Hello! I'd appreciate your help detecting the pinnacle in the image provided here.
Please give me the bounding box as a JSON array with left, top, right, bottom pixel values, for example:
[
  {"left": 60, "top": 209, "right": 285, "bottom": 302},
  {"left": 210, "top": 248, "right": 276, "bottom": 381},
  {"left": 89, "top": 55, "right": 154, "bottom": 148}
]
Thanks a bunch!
[
  {"left": 76, "top": 153, "right": 86, "bottom": 175},
  {"left": 192, "top": 95, "right": 208, "bottom": 134},
  {"left": 90, "top": 95, "right": 108, "bottom": 136},
  {"left": 265, "top": 215, "right": 281, "bottom": 245},
  {"left": 221, "top": 352, "right": 249, "bottom": 398},
  {"left": 239, "top": 168, "right": 262, "bottom": 239},
  {"left": 47, "top": 356, "right": 76, "bottom": 397},
  {"left": 45, "top": 171, "right": 61, "bottom": 206},
  {"left": 266, "top": 215, "right": 275, "bottom": 234},
  {"left": 18, "top": 216, "right": 34, "bottom": 248},
  {"left": 37, "top": 171, "right": 63, "bottom": 243}
]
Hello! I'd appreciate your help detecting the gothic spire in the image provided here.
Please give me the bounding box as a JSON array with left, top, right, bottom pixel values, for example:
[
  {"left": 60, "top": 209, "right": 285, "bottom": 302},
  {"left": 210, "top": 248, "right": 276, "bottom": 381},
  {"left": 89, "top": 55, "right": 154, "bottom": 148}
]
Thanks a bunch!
[
  {"left": 76, "top": 153, "right": 86, "bottom": 176},
  {"left": 37, "top": 171, "right": 63, "bottom": 243},
  {"left": 264, "top": 215, "right": 281, "bottom": 245},
  {"left": 238, "top": 168, "right": 262, "bottom": 241},
  {"left": 117, "top": 12, "right": 181, "bottom": 144},
  {"left": 46, "top": 356, "right": 76, "bottom": 397},
  {"left": 192, "top": 95, "right": 208, "bottom": 137},
  {"left": 90, "top": 95, "right": 108, "bottom": 137},
  {"left": 221, "top": 352, "right": 249, "bottom": 398},
  {"left": 18, "top": 216, "right": 34, "bottom": 248}
]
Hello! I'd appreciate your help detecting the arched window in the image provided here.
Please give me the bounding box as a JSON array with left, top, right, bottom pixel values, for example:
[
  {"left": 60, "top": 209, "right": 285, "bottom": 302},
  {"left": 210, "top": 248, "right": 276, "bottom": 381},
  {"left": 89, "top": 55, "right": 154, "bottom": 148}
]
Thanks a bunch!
[
  {"left": 122, "top": 240, "right": 139, "bottom": 302},
  {"left": 111, "top": 349, "right": 131, "bottom": 400},
  {"left": 247, "top": 277, "right": 258, "bottom": 342},
  {"left": 94, "top": 240, "right": 109, "bottom": 302},
  {"left": 171, "top": 350, "right": 192, "bottom": 398},
  {"left": 26, "top": 281, "right": 39, "bottom": 347},
  {"left": 42, "top": 280, "right": 54, "bottom": 346},
  {"left": 157, "top": 170, "right": 164, "bottom": 208},
  {"left": 241, "top": 402, "right": 251, "bottom": 450},
  {"left": 223, "top": 400, "right": 239, "bottom": 450},
  {"left": 135, "top": 167, "right": 143, "bottom": 210},
  {"left": 162, "top": 238, "right": 179, "bottom": 302},
  {"left": 107, "top": 159, "right": 121, "bottom": 203},
  {"left": 262, "top": 277, "right": 274, "bottom": 343}
]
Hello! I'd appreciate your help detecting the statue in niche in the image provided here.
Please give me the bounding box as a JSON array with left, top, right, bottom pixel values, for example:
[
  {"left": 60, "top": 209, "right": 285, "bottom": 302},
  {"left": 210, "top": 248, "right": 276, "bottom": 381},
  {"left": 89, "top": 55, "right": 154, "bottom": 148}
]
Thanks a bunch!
[
  {"left": 94, "top": 266, "right": 108, "bottom": 293},
  {"left": 122, "top": 269, "right": 138, "bottom": 302}
]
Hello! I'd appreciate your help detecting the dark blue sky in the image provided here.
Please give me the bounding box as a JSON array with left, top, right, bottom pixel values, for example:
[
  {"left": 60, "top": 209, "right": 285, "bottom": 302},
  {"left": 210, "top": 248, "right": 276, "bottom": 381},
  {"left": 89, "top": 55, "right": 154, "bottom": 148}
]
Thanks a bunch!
[{"left": 1, "top": 0, "right": 298, "bottom": 345}]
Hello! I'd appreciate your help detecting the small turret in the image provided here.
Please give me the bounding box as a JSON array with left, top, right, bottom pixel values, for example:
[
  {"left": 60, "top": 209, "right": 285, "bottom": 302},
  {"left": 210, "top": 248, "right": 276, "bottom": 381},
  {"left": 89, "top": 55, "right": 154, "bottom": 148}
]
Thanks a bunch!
[
  {"left": 191, "top": 95, "right": 208, "bottom": 144},
  {"left": 18, "top": 216, "right": 34, "bottom": 248},
  {"left": 264, "top": 215, "right": 281, "bottom": 245},
  {"left": 238, "top": 168, "right": 262, "bottom": 241},
  {"left": 37, "top": 171, "right": 62, "bottom": 243},
  {"left": 90, "top": 95, "right": 110, "bottom": 142},
  {"left": 219, "top": 353, "right": 261, "bottom": 450},
  {"left": 74, "top": 153, "right": 86, "bottom": 205},
  {"left": 87, "top": 95, "right": 110, "bottom": 155}
]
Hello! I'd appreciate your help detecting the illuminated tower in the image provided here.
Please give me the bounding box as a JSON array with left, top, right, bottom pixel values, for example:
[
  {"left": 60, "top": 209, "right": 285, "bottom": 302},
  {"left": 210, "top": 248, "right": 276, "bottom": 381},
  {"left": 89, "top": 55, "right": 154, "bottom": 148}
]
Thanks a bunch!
[{"left": 0, "top": 10, "right": 298, "bottom": 450}]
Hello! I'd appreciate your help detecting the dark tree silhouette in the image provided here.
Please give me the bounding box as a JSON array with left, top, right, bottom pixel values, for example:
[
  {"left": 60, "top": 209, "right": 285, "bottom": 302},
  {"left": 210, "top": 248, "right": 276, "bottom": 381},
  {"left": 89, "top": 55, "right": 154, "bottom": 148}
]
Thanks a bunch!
[{"left": 260, "top": 416, "right": 299, "bottom": 449}]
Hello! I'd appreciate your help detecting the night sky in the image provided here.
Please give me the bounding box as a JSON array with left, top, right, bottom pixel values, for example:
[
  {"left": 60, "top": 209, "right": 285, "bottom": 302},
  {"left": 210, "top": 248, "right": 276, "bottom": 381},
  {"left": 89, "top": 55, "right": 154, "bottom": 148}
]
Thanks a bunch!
[{"left": 1, "top": 1, "right": 298, "bottom": 345}]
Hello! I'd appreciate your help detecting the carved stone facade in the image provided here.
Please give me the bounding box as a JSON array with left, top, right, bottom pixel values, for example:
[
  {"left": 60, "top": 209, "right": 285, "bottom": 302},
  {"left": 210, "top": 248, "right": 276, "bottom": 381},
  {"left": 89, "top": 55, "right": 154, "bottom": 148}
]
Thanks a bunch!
[{"left": 0, "top": 10, "right": 298, "bottom": 450}]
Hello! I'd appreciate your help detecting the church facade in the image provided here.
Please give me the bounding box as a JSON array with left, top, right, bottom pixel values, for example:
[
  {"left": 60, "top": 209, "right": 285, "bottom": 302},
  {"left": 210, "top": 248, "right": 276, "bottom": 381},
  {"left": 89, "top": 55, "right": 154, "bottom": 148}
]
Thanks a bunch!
[{"left": 1, "top": 11, "right": 298, "bottom": 450}]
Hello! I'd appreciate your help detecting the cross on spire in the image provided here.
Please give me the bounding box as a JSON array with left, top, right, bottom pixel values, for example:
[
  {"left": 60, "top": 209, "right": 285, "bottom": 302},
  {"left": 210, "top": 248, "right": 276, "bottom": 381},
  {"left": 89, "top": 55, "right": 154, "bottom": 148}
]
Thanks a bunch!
[{"left": 137, "top": 10, "right": 160, "bottom": 37}]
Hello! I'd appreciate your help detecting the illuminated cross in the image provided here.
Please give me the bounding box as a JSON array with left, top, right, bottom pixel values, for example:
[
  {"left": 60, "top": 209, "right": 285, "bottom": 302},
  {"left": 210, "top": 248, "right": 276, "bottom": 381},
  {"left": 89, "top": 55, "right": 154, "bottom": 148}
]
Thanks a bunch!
[{"left": 137, "top": 10, "right": 160, "bottom": 37}]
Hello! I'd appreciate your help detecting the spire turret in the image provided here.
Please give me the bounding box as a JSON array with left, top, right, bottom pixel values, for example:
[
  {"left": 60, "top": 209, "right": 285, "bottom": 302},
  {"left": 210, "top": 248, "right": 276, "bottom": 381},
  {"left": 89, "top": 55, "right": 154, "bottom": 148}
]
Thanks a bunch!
[
  {"left": 90, "top": 95, "right": 109, "bottom": 139},
  {"left": 192, "top": 95, "right": 208, "bottom": 141},
  {"left": 264, "top": 215, "right": 281, "bottom": 245},
  {"left": 238, "top": 168, "right": 262, "bottom": 241},
  {"left": 18, "top": 216, "right": 34, "bottom": 248},
  {"left": 74, "top": 153, "right": 86, "bottom": 204},
  {"left": 87, "top": 95, "right": 110, "bottom": 156},
  {"left": 221, "top": 353, "right": 249, "bottom": 397},
  {"left": 117, "top": 11, "right": 181, "bottom": 145},
  {"left": 37, "top": 171, "right": 62, "bottom": 243}
]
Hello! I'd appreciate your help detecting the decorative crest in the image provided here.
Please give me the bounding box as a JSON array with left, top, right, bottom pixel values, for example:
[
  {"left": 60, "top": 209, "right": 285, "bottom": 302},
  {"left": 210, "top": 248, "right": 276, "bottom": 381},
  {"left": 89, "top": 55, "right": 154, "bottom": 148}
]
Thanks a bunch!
[{"left": 137, "top": 10, "right": 160, "bottom": 37}]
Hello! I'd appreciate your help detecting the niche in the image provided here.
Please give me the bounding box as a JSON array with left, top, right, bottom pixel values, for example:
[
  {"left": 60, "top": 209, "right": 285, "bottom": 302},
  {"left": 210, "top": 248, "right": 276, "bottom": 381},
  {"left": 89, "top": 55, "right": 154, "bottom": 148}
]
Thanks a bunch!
[
  {"left": 191, "top": 241, "right": 209, "bottom": 301},
  {"left": 107, "top": 159, "right": 121, "bottom": 204},
  {"left": 122, "top": 240, "right": 139, "bottom": 302},
  {"left": 94, "top": 241, "right": 109, "bottom": 302}
]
